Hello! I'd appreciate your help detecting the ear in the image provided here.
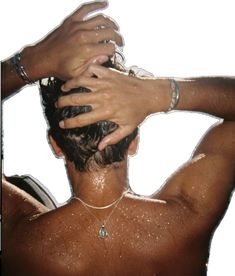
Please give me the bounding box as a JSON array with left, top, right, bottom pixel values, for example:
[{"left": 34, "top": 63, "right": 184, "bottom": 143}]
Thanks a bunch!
[
  {"left": 128, "top": 135, "right": 139, "bottom": 156},
  {"left": 48, "top": 134, "right": 64, "bottom": 158}
]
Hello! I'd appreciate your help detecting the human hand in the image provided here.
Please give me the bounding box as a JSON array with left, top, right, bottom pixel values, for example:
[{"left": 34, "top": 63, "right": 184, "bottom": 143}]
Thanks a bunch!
[
  {"left": 24, "top": 1, "right": 123, "bottom": 81},
  {"left": 57, "top": 65, "right": 158, "bottom": 150}
]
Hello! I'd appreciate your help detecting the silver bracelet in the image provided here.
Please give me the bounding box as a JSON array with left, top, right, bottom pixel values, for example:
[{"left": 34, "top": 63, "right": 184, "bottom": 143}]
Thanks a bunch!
[
  {"left": 10, "top": 52, "right": 33, "bottom": 84},
  {"left": 167, "top": 79, "right": 180, "bottom": 112}
]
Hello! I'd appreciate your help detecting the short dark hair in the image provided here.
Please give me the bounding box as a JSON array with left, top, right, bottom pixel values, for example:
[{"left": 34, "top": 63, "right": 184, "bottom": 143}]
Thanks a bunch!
[{"left": 39, "top": 60, "right": 138, "bottom": 171}]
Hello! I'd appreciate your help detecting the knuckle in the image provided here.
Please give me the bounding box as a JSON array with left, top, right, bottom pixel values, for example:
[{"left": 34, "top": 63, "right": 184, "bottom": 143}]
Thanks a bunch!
[
  {"left": 65, "top": 117, "right": 82, "bottom": 128},
  {"left": 88, "top": 63, "right": 96, "bottom": 72},
  {"left": 105, "top": 27, "right": 114, "bottom": 36},
  {"left": 63, "top": 17, "right": 72, "bottom": 25},
  {"left": 83, "top": 44, "right": 92, "bottom": 55},
  {"left": 106, "top": 42, "right": 115, "bottom": 54},
  {"left": 102, "top": 92, "right": 111, "bottom": 101},
  {"left": 104, "top": 16, "right": 113, "bottom": 24},
  {"left": 78, "top": 75, "right": 85, "bottom": 83},
  {"left": 79, "top": 45, "right": 91, "bottom": 59},
  {"left": 75, "top": 119, "right": 83, "bottom": 127},
  {"left": 77, "top": 31, "right": 88, "bottom": 43},
  {"left": 96, "top": 14, "right": 106, "bottom": 23},
  {"left": 70, "top": 21, "right": 81, "bottom": 30},
  {"left": 71, "top": 94, "right": 80, "bottom": 104},
  {"left": 69, "top": 71, "right": 78, "bottom": 79},
  {"left": 78, "top": 5, "right": 87, "bottom": 14},
  {"left": 104, "top": 108, "right": 112, "bottom": 116}
]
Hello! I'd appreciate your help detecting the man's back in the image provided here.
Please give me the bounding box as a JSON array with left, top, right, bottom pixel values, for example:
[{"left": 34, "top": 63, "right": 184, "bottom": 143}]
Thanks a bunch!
[
  {"left": 3, "top": 76, "right": 235, "bottom": 275},
  {"left": 3, "top": 178, "right": 214, "bottom": 276}
]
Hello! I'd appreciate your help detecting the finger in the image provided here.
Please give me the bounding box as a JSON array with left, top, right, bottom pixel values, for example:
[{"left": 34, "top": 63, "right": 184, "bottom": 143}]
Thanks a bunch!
[
  {"left": 98, "top": 126, "right": 133, "bottom": 150},
  {"left": 73, "top": 55, "right": 109, "bottom": 78},
  {"left": 59, "top": 110, "right": 107, "bottom": 129},
  {"left": 57, "top": 92, "right": 98, "bottom": 108},
  {"left": 80, "top": 14, "right": 119, "bottom": 30},
  {"left": 85, "top": 64, "right": 111, "bottom": 78},
  {"left": 71, "top": 1, "right": 108, "bottom": 21},
  {"left": 61, "top": 76, "right": 100, "bottom": 92},
  {"left": 90, "top": 27, "right": 123, "bottom": 46},
  {"left": 83, "top": 42, "right": 116, "bottom": 60},
  {"left": 88, "top": 55, "right": 109, "bottom": 65}
]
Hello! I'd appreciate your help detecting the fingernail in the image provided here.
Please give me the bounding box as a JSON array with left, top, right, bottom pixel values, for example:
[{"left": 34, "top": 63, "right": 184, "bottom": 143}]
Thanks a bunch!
[
  {"left": 61, "top": 85, "right": 68, "bottom": 92},
  {"left": 99, "top": 56, "right": 109, "bottom": 63},
  {"left": 99, "top": 143, "right": 106, "bottom": 151},
  {"left": 99, "top": 0, "right": 108, "bottom": 4},
  {"left": 97, "top": 0, "right": 108, "bottom": 6},
  {"left": 59, "top": 121, "right": 65, "bottom": 128},
  {"left": 93, "top": 56, "right": 109, "bottom": 64},
  {"left": 99, "top": 138, "right": 111, "bottom": 150}
]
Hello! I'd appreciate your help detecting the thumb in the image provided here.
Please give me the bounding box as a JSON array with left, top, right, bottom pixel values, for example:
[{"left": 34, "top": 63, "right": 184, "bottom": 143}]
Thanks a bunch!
[
  {"left": 98, "top": 126, "right": 133, "bottom": 151},
  {"left": 85, "top": 63, "right": 110, "bottom": 79},
  {"left": 73, "top": 55, "right": 108, "bottom": 77},
  {"left": 82, "top": 55, "right": 109, "bottom": 77}
]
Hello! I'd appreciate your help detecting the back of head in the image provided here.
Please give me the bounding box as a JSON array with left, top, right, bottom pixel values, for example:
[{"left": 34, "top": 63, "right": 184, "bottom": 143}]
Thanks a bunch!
[{"left": 40, "top": 59, "right": 138, "bottom": 172}]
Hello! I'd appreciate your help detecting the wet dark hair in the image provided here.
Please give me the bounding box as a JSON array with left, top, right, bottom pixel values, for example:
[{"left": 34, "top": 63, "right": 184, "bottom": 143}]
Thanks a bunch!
[{"left": 39, "top": 59, "right": 138, "bottom": 171}]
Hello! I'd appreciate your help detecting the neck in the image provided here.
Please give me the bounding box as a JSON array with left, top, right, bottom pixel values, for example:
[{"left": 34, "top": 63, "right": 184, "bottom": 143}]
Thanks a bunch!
[{"left": 66, "top": 160, "right": 129, "bottom": 207}]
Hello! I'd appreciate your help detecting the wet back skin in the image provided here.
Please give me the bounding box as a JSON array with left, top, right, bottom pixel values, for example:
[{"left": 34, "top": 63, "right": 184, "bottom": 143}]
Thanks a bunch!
[
  {"left": 3, "top": 191, "right": 209, "bottom": 276},
  {"left": 3, "top": 122, "right": 235, "bottom": 275}
]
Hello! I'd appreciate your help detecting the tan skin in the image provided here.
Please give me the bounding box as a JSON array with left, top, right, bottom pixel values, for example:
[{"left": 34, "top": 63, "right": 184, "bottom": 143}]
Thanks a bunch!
[
  {"left": 2, "top": 4, "right": 235, "bottom": 275},
  {"left": 1, "top": 1, "right": 123, "bottom": 99},
  {"left": 3, "top": 72, "right": 235, "bottom": 275}
]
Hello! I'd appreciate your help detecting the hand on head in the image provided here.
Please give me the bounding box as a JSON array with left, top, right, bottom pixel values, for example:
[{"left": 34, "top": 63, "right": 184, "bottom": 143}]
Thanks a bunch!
[
  {"left": 34, "top": 1, "right": 123, "bottom": 80},
  {"left": 37, "top": 1, "right": 153, "bottom": 150},
  {"left": 57, "top": 64, "right": 155, "bottom": 150}
]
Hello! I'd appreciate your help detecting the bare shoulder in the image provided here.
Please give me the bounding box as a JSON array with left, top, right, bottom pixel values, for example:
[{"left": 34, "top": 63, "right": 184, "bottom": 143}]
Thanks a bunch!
[
  {"left": 152, "top": 121, "right": 235, "bottom": 231},
  {"left": 2, "top": 177, "right": 49, "bottom": 227}
]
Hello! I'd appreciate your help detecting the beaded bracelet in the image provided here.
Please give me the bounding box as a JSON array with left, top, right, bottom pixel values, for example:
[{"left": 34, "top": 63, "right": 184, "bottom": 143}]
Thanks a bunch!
[{"left": 10, "top": 53, "right": 33, "bottom": 84}]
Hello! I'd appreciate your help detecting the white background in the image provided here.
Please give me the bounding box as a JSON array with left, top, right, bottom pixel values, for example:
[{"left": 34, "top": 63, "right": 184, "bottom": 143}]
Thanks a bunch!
[{"left": 1, "top": 0, "right": 235, "bottom": 275}]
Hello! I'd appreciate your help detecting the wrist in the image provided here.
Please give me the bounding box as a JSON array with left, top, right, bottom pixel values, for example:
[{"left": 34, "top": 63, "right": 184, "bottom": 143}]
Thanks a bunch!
[
  {"left": 20, "top": 45, "right": 50, "bottom": 82},
  {"left": 145, "top": 78, "right": 172, "bottom": 114}
]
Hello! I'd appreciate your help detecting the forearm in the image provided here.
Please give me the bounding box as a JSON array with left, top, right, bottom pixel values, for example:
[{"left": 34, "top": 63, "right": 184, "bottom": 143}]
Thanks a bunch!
[
  {"left": 1, "top": 46, "right": 45, "bottom": 100},
  {"left": 149, "top": 77, "right": 235, "bottom": 121},
  {"left": 56, "top": 67, "right": 235, "bottom": 148},
  {"left": 1, "top": 2, "right": 123, "bottom": 101}
]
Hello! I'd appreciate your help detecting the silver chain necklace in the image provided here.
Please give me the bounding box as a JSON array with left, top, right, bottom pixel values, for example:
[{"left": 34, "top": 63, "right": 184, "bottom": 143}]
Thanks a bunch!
[{"left": 73, "top": 189, "right": 129, "bottom": 239}]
